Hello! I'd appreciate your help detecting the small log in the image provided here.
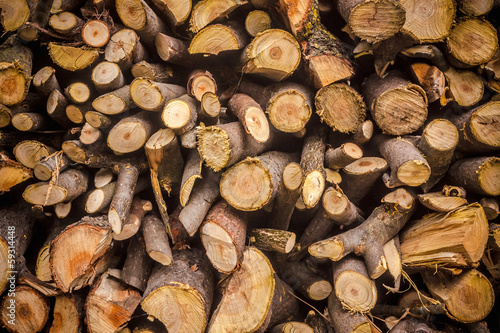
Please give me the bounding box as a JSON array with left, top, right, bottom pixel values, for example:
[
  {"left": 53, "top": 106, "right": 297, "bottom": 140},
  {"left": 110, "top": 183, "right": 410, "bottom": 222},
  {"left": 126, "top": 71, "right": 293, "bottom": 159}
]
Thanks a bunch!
[
  {"left": 104, "top": 29, "right": 148, "bottom": 70},
  {"left": 0, "top": 285, "right": 49, "bottom": 333},
  {"left": 33, "top": 66, "right": 61, "bottom": 97},
  {"left": 363, "top": 71, "right": 428, "bottom": 135},
  {"left": 304, "top": 310, "right": 331, "bottom": 333},
  {"left": 400, "top": 203, "right": 489, "bottom": 268},
  {"left": 23, "top": 168, "right": 88, "bottom": 206},
  {"left": 85, "top": 111, "right": 113, "bottom": 129},
  {"left": 187, "top": 69, "right": 217, "bottom": 101},
  {"left": 91, "top": 61, "right": 126, "bottom": 94},
  {"left": 33, "top": 151, "right": 70, "bottom": 181},
  {"left": 130, "top": 77, "right": 186, "bottom": 112},
  {"left": 155, "top": 32, "right": 195, "bottom": 67},
  {"left": 64, "top": 82, "right": 91, "bottom": 104},
  {"left": 446, "top": 17, "right": 498, "bottom": 67},
  {"left": 447, "top": 156, "right": 500, "bottom": 196},
  {"left": 0, "top": 104, "right": 11, "bottom": 128},
  {"left": 113, "top": 197, "right": 152, "bottom": 241},
  {"left": 14, "top": 140, "right": 55, "bottom": 169},
  {"left": 50, "top": 215, "right": 113, "bottom": 292},
  {"left": 54, "top": 201, "right": 72, "bottom": 219},
  {"left": 179, "top": 149, "right": 202, "bottom": 207},
  {"left": 322, "top": 185, "right": 364, "bottom": 227},
  {"left": 82, "top": 19, "right": 111, "bottom": 47},
  {"left": 131, "top": 61, "right": 173, "bottom": 83},
  {"left": 270, "top": 322, "right": 314, "bottom": 333},
  {"left": 179, "top": 168, "right": 221, "bottom": 236},
  {"left": 142, "top": 249, "right": 214, "bottom": 332},
  {"left": 0, "top": 152, "right": 32, "bottom": 193},
  {"left": 300, "top": 125, "right": 327, "bottom": 209},
  {"left": 48, "top": 11, "right": 83, "bottom": 35},
  {"left": 86, "top": 181, "right": 117, "bottom": 214},
  {"left": 94, "top": 168, "right": 114, "bottom": 188},
  {"left": 66, "top": 104, "right": 89, "bottom": 125},
  {"left": 200, "top": 200, "right": 247, "bottom": 273},
  {"left": 189, "top": 0, "right": 246, "bottom": 33},
  {"left": 107, "top": 111, "right": 154, "bottom": 154},
  {"left": 228, "top": 93, "right": 270, "bottom": 143},
  {"left": 336, "top": 0, "right": 405, "bottom": 43},
  {"left": 328, "top": 288, "right": 372, "bottom": 333},
  {"left": 377, "top": 136, "right": 431, "bottom": 188},
  {"left": 189, "top": 22, "right": 248, "bottom": 56},
  {"left": 151, "top": 0, "right": 191, "bottom": 27},
  {"left": 161, "top": 94, "right": 199, "bottom": 135},
  {"left": 199, "top": 92, "right": 221, "bottom": 125},
  {"left": 325, "top": 143, "right": 363, "bottom": 170},
  {"left": 422, "top": 269, "right": 494, "bottom": 323},
  {"left": 47, "top": 43, "right": 99, "bottom": 71},
  {"left": 310, "top": 188, "right": 415, "bottom": 279},
  {"left": 0, "top": 0, "right": 30, "bottom": 32},
  {"left": 249, "top": 228, "right": 296, "bottom": 254},
  {"left": 142, "top": 214, "right": 173, "bottom": 266},
  {"left": 50, "top": 293, "right": 84, "bottom": 333},
  {"left": 207, "top": 247, "right": 275, "bottom": 332},
  {"left": 220, "top": 151, "right": 298, "bottom": 211},
  {"left": 86, "top": 269, "right": 142, "bottom": 333},
  {"left": 92, "top": 85, "right": 134, "bottom": 116},
  {"left": 458, "top": 0, "right": 494, "bottom": 15},
  {"left": 241, "top": 29, "right": 301, "bottom": 82},
  {"left": 80, "top": 122, "right": 102, "bottom": 145},
  {"left": 353, "top": 120, "right": 373, "bottom": 146},
  {"left": 121, "top": 234, "right": 154, "bottom": 291},
  {"left": 46, "top": 89, "right": 72, "bottom": 128},
  {"left": 480, "top": 197, "right": 499, "bottom": 220},
  {"left": 245, "top": 10, "right": 271, "bottom": 37},
  {"left": 390, "top": 318, "right": 435, "bottom": 333},
  {"left": 399, "top": 0, "right": 455, "bottom": 43}
]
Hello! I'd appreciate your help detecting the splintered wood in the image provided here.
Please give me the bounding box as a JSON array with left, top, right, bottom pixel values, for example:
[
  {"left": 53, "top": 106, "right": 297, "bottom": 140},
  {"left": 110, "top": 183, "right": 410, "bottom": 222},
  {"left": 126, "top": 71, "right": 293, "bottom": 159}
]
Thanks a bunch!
[{"left": 1, "top": 0, "right": 500, "bottom": 332}]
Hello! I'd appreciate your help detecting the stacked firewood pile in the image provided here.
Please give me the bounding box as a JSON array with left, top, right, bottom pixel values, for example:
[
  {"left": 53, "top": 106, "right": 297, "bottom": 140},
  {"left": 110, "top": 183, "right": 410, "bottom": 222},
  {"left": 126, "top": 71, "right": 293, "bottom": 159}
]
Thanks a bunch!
[{"left": 1, "top": 0, "right": 500, "bottom": 332}]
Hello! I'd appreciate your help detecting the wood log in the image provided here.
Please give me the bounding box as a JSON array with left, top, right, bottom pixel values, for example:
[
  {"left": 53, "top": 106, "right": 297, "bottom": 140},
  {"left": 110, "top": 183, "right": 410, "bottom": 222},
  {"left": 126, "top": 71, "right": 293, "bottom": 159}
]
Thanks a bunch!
[
  {"left": 141, "top": 248, "right": 214, "bottom": 333},
  {"left": 46, "top": 89, "right": 73, "bottom": 128},
  {"left": 33, "top": 150, "right": 70, "bottom": 181},
  {"left": 327, "top": 288, "right": 372, "bottom": 333},
  {"left": 142, "top": 214, "right": 173, "bottom": 266},
  {"left": 13, "top": 140, "right": 55, "bottom": 169},
  {"left": 151, "top": 0, "right": 191, "bottom": 27},
  {"left": 363, "top": 71, "right": 428, "bottom": 135},
  {"left": 0, "top": 152, "right": 32, "bottom": 193},
  {"left": 131, "top": 61, "right": 173, "bottom": 83},
  {"left": 300, "top": 125, "right": 327, "bottom": 209},
  {"left": 187, "top": 69, "right": 217, "bottom": 101},
  {"left": 179, "top": 149, "right": 202, "bottom": 207},
  {"left": 270, "top": 322, "right": 314, "bottom": 333},
  {"left": 322, "top": 185, "right": 364, "bottom": 227},
  {"left": 199, "top": 92, "right": 221, "bottom": 125},
  {"left": 86, "top": 269, "right": 142, "bottom": 333},
  {"left": 189, "top": 22, "right": 248, "bottom": 56},
  {"left": 48, "top": 11, "right": 83, "bottom": 35},
  {"left": 105, "top": 28, "right": 148, "bottom": 70},
  {"left": 0, "top": 285, "right": 49, "bottom": 333},
  {"left": 353, "top": 120, "right": 373, "bottom": 146},
  {"left": 480, "top": 197, "right": 499, "bottom": 220},
  {"left": 447, "top": 156, "right": 500, "bottom": 196},
  {"left": 220, "top": 151, "right": 298, "bottom": 211},
  {"left": 0, "top": 0, "right": 30, "bottom": 32},
  {"left": 0, "top": 36, "right": 32, "bottom": 106},
  {"left": 130, "top": 77, "right": 186, "bottom": 112},
  {"left": 92, "top": 85, "right": 134, "bottom": 116},
  {"left": 155, "top": 32, "right": 195, "bottom": 67},
  {"left": 422, "top": 269, "right": 495, "bottom": 323},
  {"left": 82, "top": 19, "right": 111, "bottom": 47},
  {"left": 325, "top": 143, "right": 363, "bottom": 170},
  {"left": 228, "top": 93, "right": 270, "bottom": 143},
  {"left": 400, "top": 203, "right": 489, "bottom": 268},
  {"left": 409, "top": 62, "right": 446, "bottom": 103},
  {"left": 249, "top": 228, "right": 296, "bottom": 254},
  {"left": 310, "top": 188, "right": 415, "bottom": 279},
  {"left": 91, "top": 61, "right": 126, "bottom": 94},
  {"left": 50, "top": 215, "right": 113, "bottom": 292},
  {"left": 417, "top": 191, "right": 468, "bottom": 212},
  {"left": 189, "top": 0, "right": 245, "bottom": 33},
  {"left": 245, "top": 10, "right": 271, "bottom": 37},
  {"left": 339, "top": 157, "right": 388, "bottom": 204},
  {"left": 162, "top": 94, "right": 199, "bottom": 135},
  {"left": 200, "top": 200, "right": 246, "bottom": 273},
  {"left": 47, "top": 43, "right": 99, "bottom": 71},
  {"left": 107, "top": 111, "right": 154, "bottom": 154},
  {"left": 113, "top": 197, "right": 152, "bottom": 241},
  {"left": 32, "top": 66, "right": 61, "bottom": 97},
  {"left": 50, "top": 292, "right": 84, "bottom": 333}
]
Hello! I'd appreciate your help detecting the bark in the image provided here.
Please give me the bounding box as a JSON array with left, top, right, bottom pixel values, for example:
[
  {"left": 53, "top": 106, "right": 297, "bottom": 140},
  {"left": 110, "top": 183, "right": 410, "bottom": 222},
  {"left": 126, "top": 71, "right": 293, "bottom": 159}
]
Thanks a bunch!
[
  {"left": 33, "top": 66, "right": 61, "bottom": 97},
  {"left": 249, "top": 228, "right": 296, "bottom": 254},
  {"left": 113, "top": 197, "right": 152, "bottom": 241},
  {"left": 33, "top": 151, "right": 70, "bottom": 181},
  {"left": 339, "top": 157, "right": 388, "bottom": 204},
  {"left": 104, "top": 28, "right": 149, "bottom": 70},
  {"left": 447, "top": 156, "right": 500, "bottom": 196},
  {"left": 142, "top": 214, "right": 173, "bottom": 266},
  {"left": 328, "top": 288, "right": 372, "bottom": 333},
  {"left": 322, "top": 185, "right": 364, "bottom": 227},
  {"left": 108, "top": 163, "right": 140, "bottom": 234},
  {"left": 300, "top": 125, "right": 327, "bottom": 209},
  {"left": 324, "top": 143, "right": 363, "bottom": 170},
  {"left": 121, "top": 234, "right": 154, "bottom": 292}
]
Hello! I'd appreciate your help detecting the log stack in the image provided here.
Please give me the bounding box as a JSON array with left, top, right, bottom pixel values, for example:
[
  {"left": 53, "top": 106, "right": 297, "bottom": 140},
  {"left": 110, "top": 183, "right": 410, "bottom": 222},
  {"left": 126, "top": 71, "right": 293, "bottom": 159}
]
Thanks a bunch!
[{"left": 0, "top": 0, "right": 499, "bottom": 332}]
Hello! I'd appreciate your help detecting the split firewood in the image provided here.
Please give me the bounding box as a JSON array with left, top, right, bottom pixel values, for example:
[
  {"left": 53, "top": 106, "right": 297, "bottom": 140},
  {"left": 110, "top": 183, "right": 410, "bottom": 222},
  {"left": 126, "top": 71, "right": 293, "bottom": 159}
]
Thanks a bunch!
[
  {"left": 417, "top": 191, "right": 468, "bottom": 212},
  {"left": 422, "top": 269, "right": 495, "bottom": 323},
  {"left": 189, "top": 0, "right": 246, "bottom": 33},
  {"left": 409, "top": 62, "right": 446, "bottom": 103},
  {"left": 189, "top": 22, "right": 248, "bottom": 56},
  {"left": 50, "top": 215, "right": 113, "bottom": 292},
  {"left": 142, "top": 214, "right": 173, "bottom": 266},
  {"left": 0, "top": 152, "right": 32, "bottom": 193},
  {"left": 130, "top": 77, "right": 186, "bottom": 112},
  {"left": 47, "top": 43, "right": 99, "bottom": 71},
  {"left": 400, "top": 203, "right": 489, "bottom": 268},
  {"left": 50, "top": 292, "right": 84, "bottom": 333},
  {"left": 220, "top": 151, "right": 298, "bottom": 211},
  {"left": 447, "top": 156, "right": 500, "bottom": 196},
  {"left": 86, "top": 269, "right": 142, "bottom": 333},
  {"left": 310, "top": 188, "right": 415, "bottom": 279},
  {"left": 141, "top": 248, "right": 214, "bottom": 332},
  {"left": 0, "top": 285, "right": 49, "bottom": 333}
]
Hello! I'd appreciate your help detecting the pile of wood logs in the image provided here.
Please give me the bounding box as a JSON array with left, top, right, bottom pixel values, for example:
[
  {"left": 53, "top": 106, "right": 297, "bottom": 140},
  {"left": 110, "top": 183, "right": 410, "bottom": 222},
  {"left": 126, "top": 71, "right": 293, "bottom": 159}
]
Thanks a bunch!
[{"left": 1, "top": 0, "right": 500, "bottom": 332}]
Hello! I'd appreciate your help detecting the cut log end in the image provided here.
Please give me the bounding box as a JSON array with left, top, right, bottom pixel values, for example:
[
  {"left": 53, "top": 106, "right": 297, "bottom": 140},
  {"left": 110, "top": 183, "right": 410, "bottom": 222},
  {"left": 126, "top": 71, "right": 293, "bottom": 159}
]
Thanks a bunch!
[
  {"left": 200, "top": 222, "right": 239, "bottom": 272},
  {"left": 268, "top": 90, "right": 312, "bottom": 133},
  {"left": 82, "top": 20, "right": 111, "bottom": 47},
  {"left": 309, "top": 238, "right": 344, "bottom": 261},
  {"left": 0, "top": 63, "right": 29, "bottom": 106},
  {"left": 395, "top": 160, "right": 431, "bottom": 187},
  {"left": 336, "top": 271, "right": 377, "bottom": 313},
  {"left": 302, "top": 170, "right": 325, "bottom": 209},
  {"left": 244, "top": 106, "right": 270, "bottom": 143},
  {"left": 469, "top": 101, "right": 500, "bottom": 149},
  {"left": 130, "top": 78, "right": 164, "bottom": 111},
  {"left": 283, "top": 162, "right": 303, "bottom": 191},
  {"left": 245, "top": 10, "right": 271, "bottom": 37},
  {"left": 423, "top": 118, "right": 459, "bottom": 151},
  {"left": 196, "top": 125, "right": 230, "bottom": 172},
  {"left": 478, "top": 158, "right": 500, "bottom": 196}
]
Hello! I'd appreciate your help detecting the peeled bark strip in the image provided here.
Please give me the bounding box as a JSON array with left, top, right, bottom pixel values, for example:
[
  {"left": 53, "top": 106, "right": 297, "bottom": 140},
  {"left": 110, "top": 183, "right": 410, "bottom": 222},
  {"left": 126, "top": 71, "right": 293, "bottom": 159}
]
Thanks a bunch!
[
  {"left": 14, "top": 140, "right": 55, "bottom": 169},
  {"left": 108, "top": 163, "right": 140, "bottom": 234},
  {"left": 300, "top": 125, "right": 327, "bottom": 209},
  {"left": 50, "top": 215, "right": 113, "bottom": 292},
  {"left": 315, "top": 83, "right": 366, "bottom": 133},
  {"left": 189, "top": 22, "right": 248, "bottom": 56},
  {"left": 310, "top": 188, "right": 415, "bottom": 279},
  {"left": 449, "top": 101, "right": 500, "bottom": 154},
  {"left": 332, "top": 255, "right": 377, "bottom": 313},
  {"left": 113, "top": 197, "right": 152, "bottom": 241},
  {"left": 221, "top": 151, "right": 298, "bottom": 211},
  {"left": 417, "top": 192, "right": 468, "bottom": 212},
  {"left": 23, "top": 168, "right": 88, "bottom": 206},
  {"left": 33, "top": 151, "right": 70, "bottom": 181},
  {"left": 249, "top": 228, "right": 296, "bottom": 254},
  {"left": 328, "top": 289, "right": 372, "bottom": 333},
  {"left": 200, "top": 200, "right": 247, "bottom": 273},
  {"left": 325, "top": 143, "right": 363, "bottom": 170},
  {"left": 104, "top": 29, "right": 148, "bottom": 70},
  {"left": 245, "top": 10, "right": 271, "bottom": 37},
  {"left": 151, "top": 0, "right": 191, "bottom": 27},
  {"left": 0, "top": 285, "right": 49, "bottom": 333},
  {"left": 180, "top": 149, "right": 202, "bottom": 207},
  {"left": 0, "top": 152, "right": 32, "bottom": 193},
  {"left": 143, "top": 214, "right": 173, "bottom": 266},
  {"left": 446, "top": 18, "right": 498, "bottom": 67},
  {"left": 189, "top": 0, "right": 246, "bottom": 33},
  {"left": 122, "top": 235, "right": 154, "bottom": 291},
  {"left": 47, "top": 43, "right": 99, "bottom": 71},
  {"left": 162, "top": 94, "right": 199, "bottom": 135},
  {"left": 130, "top": 77, "right": 186, "bottom": 112},
  {"left": 179, "top": 169, "right": 221, "bottom": 236},
  {"left": 92, "top": 85, "right": 133, "bottom": 116},
  {"left": 0, "top": 36, "right": 33, "bottom": 106},
  {"left": 92, "top": 61, "right": 125, "bottom": 94},
  {"left": 418, "top": 119, "right": 459, "bottom": 192},
  {"left": 86, "top": 270, "right": 142, "bottom": 333},
  {"left": 208, "top": 247, "right": 274, "bottom": 333},
  {"left": 33, "top": 66, "right": 61, "bottom": 97},
  {"left": 142, "top": 249, "right": 214, "bottom": 333},
  {"left": 422, "top": 269, "right": 494, "bottom": 323},
  {"left": 197, "top": 121, "right": 272, "bottom": 171},
  {"left": 400, "top": 203, "right": 489, "bottom": 267},
  {"left": 399, "top": 0, "right": 455, "bottom": 42},
  {"left": 447, "top": 157, "right": 500, "bottom": 196},
  {"left": 228, "top": 93, "right": 270, "bottom": 143},
  {"left": 363, "top": 71, "right": 428, "bottom": 135},
  {"left": 115, "top": 0, "right": 168, "bottom": 46},
  {"left": 268, "top": 162, "right": 303, "bottom": 230},
  {"left": 377, "top": 136, "right": 431, "bottom": 188},
  {"left": 50, "top": 293, "right": 83, "bottom": 333},
  {"left": 322, "top": 185, "right": 364, "bottom": 227},
  {"left": 241, "top": 29, "right": 301, "bottom": 82},
  {"left": 337, "top": 0, "right": 405, "bottom": 43},
  {"left": 82, "top": 20, "right": 111, "bottom": 47},
  {"left": 131, "top": 61, "right": 173, "bottom": 83},
  {"left": 107, "top": 111, "right": 154, "bottom": 154}
]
